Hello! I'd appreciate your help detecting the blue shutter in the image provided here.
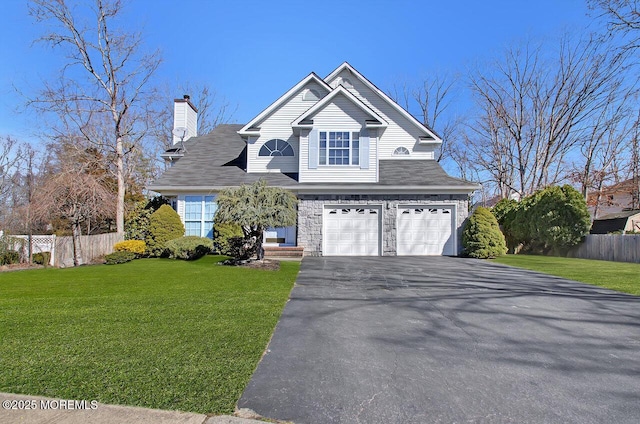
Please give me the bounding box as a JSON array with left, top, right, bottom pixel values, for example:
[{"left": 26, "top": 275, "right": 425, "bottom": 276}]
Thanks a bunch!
[
  {"left": 308, "top": 129, "right": 318, "bottom": 169},
  {"left": 359, "top": 129, "right": 370, "bottom": 169}
]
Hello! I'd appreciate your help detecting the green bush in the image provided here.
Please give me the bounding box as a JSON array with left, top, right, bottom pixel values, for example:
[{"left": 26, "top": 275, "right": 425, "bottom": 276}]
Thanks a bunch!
[
  {"left": 146, "top": 205, "right": 185, "bottom": 257},
  {"left": 501, "top": 185, "right": 591, "bottom": 255},
  {"left": 213, "top": 222, "right": 244, "bottom": 255},
  {"left": 114, "top": 240, "right": 147, "bottom": 256},
  {"left": 32, "top": 252, "right": 51, "bottom": 265},
  {"left": 165, "top": 236, "right": 213, "bottom": 260},
  {"left": 104, "top": 251, "right": 136, "bottom": 265},
  {"left": 0, "top": 250, "right": 20, "bottom": 265},
  {"left": 125, "top": 201, "right": 152, "bottom": 241},
  {"left": 125, "top": 196, "right": 170, "bottom": 241},
  {"left": 462, "top": 206, "right": 507, "bottom": 259},
  {"left": 491, "top": 198, "right": 518, "bottom": 225},
  {"left": 527, "top": 185, "right": 591, "bottom": 254}
]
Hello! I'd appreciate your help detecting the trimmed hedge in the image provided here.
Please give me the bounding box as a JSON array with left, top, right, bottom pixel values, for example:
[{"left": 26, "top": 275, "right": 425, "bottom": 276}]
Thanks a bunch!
[
  {"left": 104, "top": 251, "right": 136, "bottom": 265},
  {"left": 165, "top": 236, "right": 213, "bottom": 260},
  {"left": 146, "top": 205, "right": 185, "bottom": 257},
  {"left": 114, "top": 240, "right": 146, "bottom": 256},
  {"left": 463, "top": 206, "right": 507, "bottom": 259}
]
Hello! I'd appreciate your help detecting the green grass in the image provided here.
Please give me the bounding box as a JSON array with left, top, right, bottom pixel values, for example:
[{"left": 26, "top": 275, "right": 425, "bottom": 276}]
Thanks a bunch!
[
  {"left": 0, "top": 256, "right": 299, "bottom": 414},
  {"left": 492, "top": 255, "right": 640, "bottom": 295}
]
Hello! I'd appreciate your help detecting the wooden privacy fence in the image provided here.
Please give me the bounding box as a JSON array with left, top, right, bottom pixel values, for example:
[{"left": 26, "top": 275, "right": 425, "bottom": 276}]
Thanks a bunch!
[
  {"left": 568, "top": 234, "right": 640, "bottom": 264},
  {"left": 54, "top": 232, "right": 123, "bottom": 267},
  {"left": 7, "top": 232, "right": 123, "bottom": 267}
]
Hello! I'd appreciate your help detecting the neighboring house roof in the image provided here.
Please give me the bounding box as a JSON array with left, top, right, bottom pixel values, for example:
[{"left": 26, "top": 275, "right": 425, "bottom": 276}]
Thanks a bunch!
[
  {"left": 590, "top": 210, "right": 640, "bottom": 234},
  {"left": 597, "top": 210, "right": 640, "bottom": 220},
  {"left": 147, "top": 124, "right": 478, "bottom": 194},
  {"left": 325, "top": 62, "right": 441, "bottom": 142}
]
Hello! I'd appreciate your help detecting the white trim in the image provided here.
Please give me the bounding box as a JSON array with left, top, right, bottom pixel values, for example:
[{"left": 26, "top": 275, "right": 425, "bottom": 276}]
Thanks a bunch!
[
  {"left": 318, "top": 130, "right": 361, "bottom": 166},
  {"left": 148, "top": 185, "right": 480, "bottom": 195},
  {"left": 396, "top": 203, "right": 457, "bottom": 256},
  {"left": 292, "top": 85, "right": 388, "bottom": 128},
  {"left": 239, "top": 73, "right": 331, "bottom": 135},
  {"left": 324, "top": 62, "right": 442, "bottom": 143}
]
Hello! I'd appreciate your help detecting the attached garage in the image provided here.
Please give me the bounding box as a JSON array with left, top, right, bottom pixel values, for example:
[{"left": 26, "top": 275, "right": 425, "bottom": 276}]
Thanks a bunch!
[
  {"left": 397, "top": 205, "right": 456, "bottom": 256},
  {"left": 323, "top": 206, "right": 381, "bottom": 256}
]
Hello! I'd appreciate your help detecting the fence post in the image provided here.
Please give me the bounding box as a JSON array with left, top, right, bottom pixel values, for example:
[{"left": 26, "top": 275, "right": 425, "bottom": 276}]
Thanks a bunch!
[{"left": 50, "top": 235, "right": 56, "bottom": 266}]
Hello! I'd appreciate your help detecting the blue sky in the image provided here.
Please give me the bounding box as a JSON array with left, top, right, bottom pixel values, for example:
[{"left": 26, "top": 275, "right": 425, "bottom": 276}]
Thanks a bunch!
[{"left": 1, "top": 0, "right": 594, "bottom": 145}]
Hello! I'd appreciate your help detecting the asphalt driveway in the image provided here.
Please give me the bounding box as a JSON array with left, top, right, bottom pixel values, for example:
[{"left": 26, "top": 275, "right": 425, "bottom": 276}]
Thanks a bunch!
[{"left": 238, "top": 257, "right": 640, "bottom": 423}]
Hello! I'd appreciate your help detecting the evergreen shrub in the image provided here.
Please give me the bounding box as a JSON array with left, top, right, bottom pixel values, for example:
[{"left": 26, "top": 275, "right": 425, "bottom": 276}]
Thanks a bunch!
[
  {"left": 114, "top": 240, "right": 147, "bottom": 256},
  {"left": 462, "top": 206, "right": 507, "bottom": 259},
  {"left": 165, "top": 236, "right": 213, "bottom": 260},
  {"left": 104, "top": 251, "right": 136, "bottom": 265},
  {"left": 146, "top": 205, "right": 185, "bottom": 257},
  {"left": 213, "top": 222, "right": 244, "bottom": 256}
]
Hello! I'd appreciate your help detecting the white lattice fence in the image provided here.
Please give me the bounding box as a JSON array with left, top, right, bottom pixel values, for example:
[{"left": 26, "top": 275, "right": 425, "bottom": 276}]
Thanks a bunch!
[{"left": 11, "top": 235, "right": 56, "bottom": 266}]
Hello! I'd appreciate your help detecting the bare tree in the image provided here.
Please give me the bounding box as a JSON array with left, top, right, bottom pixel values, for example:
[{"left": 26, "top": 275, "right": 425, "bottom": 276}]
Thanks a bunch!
[
  {"left": 0, "top": 137, "right": 24, "bottom": 200},
  {"left": 589, "top": 0, "right": 640, "bottom": 52},
  {"left": 32, "top": 165, "right": 116, "bottom": 266},
  {"left": 28, "top": 0, "right": 161, "bottom": 234},
  {"left": 148, "top": 82, "right": 236, "bottom": 176},
  {"left": 467, "top": 35, "right": 629, "bottom": 198},
  {"left": 389, "top": 72, "right": 461, "bottom": 162}
]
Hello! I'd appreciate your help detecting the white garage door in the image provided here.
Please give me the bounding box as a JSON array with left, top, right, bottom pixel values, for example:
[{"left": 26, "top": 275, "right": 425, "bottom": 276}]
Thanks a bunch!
[
  {"left": 397, "top": 206, "right": 455, "bottom": 255},
  {"left": 324, "top": 206, "right": 381, "bottom": 256}
]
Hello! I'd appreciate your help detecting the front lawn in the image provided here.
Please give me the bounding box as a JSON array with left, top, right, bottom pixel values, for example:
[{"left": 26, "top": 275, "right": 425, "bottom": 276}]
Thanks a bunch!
[
  {"left": 0, "top": 256, "right": 299, "bottom": 414},
  {"left": 492, "top": 255, "right": 640, "bottom": 295}
]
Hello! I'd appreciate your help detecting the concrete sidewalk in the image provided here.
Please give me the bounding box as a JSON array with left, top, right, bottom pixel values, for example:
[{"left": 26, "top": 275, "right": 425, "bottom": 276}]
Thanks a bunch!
[{"left": 0, "top": 393, "right": 267, "bottom": 424}]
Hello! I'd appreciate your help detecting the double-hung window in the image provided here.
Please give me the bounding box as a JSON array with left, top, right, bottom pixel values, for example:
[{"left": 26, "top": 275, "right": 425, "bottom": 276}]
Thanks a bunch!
[
  {"left": 319, "top": 131, "right": 360, "bottom": 166},
  {"left": 184, "top": 195, "right": 217, "bottom": 238}
]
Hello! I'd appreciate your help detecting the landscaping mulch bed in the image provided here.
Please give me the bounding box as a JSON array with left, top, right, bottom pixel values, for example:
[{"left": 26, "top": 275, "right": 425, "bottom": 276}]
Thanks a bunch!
[{"left": 220, "top": 258, "right": 281, "bottom": 271}]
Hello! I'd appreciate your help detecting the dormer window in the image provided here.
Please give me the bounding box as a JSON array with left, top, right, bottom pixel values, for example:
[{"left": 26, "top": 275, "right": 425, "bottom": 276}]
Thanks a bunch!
[
  {"left": 393, "top": 146, "right": 410, "bottom": 156},
  {"left": 259, "top": 139, "right": 294, "bottom": 156}
]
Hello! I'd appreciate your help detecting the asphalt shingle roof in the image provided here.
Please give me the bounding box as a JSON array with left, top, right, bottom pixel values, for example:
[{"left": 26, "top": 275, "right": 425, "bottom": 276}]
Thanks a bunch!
[{"left": 147, "top": 124, "right": 478, "bottom": 192}]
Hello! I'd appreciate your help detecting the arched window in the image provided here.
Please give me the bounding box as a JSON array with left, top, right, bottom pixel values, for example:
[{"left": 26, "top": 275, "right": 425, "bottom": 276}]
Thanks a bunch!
[
  {"left": 259, "top": 139, "right": 294, "bottom": 156},
  {"left": 393, "top": 146, "right": 410, "bottom": 156}
]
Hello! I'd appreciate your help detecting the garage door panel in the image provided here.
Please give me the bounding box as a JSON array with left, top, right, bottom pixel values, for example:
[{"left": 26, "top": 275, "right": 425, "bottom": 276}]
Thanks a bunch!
[
  {"left": 397, "top": 206, "right": 455, "bottom": 256},
  {"left": 324, "top": 206, "right": 381, "bottom": 256}
]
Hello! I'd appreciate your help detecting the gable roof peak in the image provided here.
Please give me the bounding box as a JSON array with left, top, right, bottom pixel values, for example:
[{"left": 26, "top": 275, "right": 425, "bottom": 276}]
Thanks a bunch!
[
  {"left": 292, "top": 84, "right": 387, "bottom": 128},
  {"left": 324, "top": 62, "right": 441, "bottom": 142},
  {"left": 238, "top": 72, "right": 332, "bottom": 135}
]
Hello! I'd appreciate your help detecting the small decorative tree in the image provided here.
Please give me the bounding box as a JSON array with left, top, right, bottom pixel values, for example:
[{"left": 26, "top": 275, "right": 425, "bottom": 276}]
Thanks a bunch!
[
  {"left": 462, "top": 206, "right": 507, "bottom": 259},
  {"left": 146, "top": 205, "right": 185, "bottom": 257},
  {"left": 32, "top": 169, "right": 115, "bottom": 266},
  {"left": 215, "top": 180, "right": 297, "bottom": 261}
]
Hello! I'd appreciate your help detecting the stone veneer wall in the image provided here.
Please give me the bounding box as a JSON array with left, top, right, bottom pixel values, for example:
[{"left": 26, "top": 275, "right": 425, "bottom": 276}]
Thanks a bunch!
[{"left": 297, "top": 194, "right": 470, "bottom": 256}]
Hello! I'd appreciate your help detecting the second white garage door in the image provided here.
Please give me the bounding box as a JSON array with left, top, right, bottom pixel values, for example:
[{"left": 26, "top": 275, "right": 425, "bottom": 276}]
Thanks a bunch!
[
  {"left": 323, "top": 206, "right": 381, "bottom": 256},
  {"left": 397, "top": 206, "right": 455, "bottom": 255}
]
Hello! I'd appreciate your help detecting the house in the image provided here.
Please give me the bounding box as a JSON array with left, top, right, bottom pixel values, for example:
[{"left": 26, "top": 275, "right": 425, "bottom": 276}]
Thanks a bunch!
[
  {"left": 587, "top": 178, "right": 640, "bottom": 218},
  {"left": 148, "top": 63, "right": 479, "bottom": 256},
  {"left": 590, "top": 210, "right": 640, "bottom": 234}
]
